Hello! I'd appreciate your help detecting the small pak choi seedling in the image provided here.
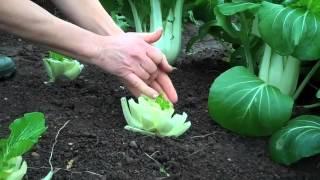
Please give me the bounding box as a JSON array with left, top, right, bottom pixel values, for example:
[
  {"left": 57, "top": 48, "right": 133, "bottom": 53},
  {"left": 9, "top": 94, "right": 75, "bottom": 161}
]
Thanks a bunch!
[
  {"left": 0, "top": 112, "right": 47, "bottom": 180},
  {"left": 43, "top": 51, "right": 84, "bottom": 82},
  {"left": 121, "top": 95, "right": 191, "bottom": 137}
]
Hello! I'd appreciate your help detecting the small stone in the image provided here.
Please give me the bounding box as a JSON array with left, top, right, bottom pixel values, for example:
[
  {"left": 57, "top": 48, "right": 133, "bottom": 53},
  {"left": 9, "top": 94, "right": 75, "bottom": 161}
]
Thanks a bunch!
[
  {"left": 4, "top": 97, "right": 8, "bottom": 101},
  {"left": 101, "top": 140, "right": 108, "bottom": 145},
  {"left": 227, "top": 158, "right": 232, "bottom": 162},
  {"left": 129, "top": 141, "right": 138, "bottom": 148},
  {"left": 125, "top": 156, "right": 134, "bottom": 163},
  {"left": 213, "top": 143, "right": 223, "bottom": 150},
  {"left": 116, "top": 162, "right": 122, "bottom": 167},
  {"left": 68, "top": 142, "right": 73, "bottom": 146},
  {"left": 31, "top": 152, "right": 40, "bottom": 159},
  {"left": 147, "top": 146, "right": 155, "bottom": 152},
  {"left": 25, "top": 45, "right": 33, "bottom": 51},
  {"left": 64, "top": 152, "right": 72, "bottom": 158}
]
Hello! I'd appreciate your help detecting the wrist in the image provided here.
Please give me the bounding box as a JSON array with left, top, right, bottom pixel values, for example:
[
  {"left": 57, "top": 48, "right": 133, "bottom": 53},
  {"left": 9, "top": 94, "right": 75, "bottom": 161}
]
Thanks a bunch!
[
  {"left": 50, "top": 19, "right": 105, "bottom": 65},
  {"left": 83, "top": 35, "right": 111, "bottom": 67}
]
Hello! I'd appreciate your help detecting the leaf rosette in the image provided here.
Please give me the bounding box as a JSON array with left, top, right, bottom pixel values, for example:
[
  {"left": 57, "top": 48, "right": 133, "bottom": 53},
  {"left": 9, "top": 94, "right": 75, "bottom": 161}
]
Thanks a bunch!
[
  {"left": 43, "top": 51, "right": 84, "bottom": 82},
  {"left": 121, "top": 95, "right": 191, "bottom": 137}
]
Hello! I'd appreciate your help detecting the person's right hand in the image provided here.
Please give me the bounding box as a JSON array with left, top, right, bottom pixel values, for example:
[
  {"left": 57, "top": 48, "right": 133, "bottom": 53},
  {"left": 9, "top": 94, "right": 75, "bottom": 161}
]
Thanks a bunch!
[{"left": 91, "top": 30, "right": 178, "bottom": 103}]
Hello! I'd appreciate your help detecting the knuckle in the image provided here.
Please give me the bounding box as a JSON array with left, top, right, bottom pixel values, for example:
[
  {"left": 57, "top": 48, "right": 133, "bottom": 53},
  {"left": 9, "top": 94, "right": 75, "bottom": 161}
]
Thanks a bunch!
[{"left": 141, "top": 72, "right": 150, "bottom": 80}]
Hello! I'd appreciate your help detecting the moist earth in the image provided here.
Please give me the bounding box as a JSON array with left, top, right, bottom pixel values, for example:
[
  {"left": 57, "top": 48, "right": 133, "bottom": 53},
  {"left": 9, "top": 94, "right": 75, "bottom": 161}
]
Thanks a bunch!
[{"left": 0, "top": 27, "right": 319, "bottom": 180}]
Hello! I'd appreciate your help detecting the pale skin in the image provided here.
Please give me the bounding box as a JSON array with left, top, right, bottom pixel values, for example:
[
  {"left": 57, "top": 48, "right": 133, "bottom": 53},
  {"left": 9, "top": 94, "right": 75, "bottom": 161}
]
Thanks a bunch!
[{"left": 0, "top": 0, "right": 178, "bottom": 103}]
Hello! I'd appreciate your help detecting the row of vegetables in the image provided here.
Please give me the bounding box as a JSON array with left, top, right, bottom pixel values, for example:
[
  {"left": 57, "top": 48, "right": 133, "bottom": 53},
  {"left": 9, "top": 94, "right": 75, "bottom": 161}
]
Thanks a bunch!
[
  {"left": 1, "top": 0, "right": 320, "bottom": 179},
  {"left": 101, "top": 0, "right": 320, "bottom": 165}
]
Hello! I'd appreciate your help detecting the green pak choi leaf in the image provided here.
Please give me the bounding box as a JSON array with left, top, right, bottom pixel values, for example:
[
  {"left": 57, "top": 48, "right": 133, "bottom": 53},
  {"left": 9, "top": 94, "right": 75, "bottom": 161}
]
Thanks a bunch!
[
  {"left": 208, "top": 66, "right": 294, "bottom": 136},
  {"left": 0, "top": 112, "right": 46, "bottom": 162},
  {"left": 270, "top": 115, "right": 320, "bottom": 165},
  {"left": 258, "top": 1, "right": 320, "bottom": 60},
  {"left": 217, "top": 2, "right": 261, "bottom": 16},
  {"left": 121, "top": 96, "right": 191, "bottom": 137},
  {"left": 0, "top": 112, "right": 46, "bottom": 180}
]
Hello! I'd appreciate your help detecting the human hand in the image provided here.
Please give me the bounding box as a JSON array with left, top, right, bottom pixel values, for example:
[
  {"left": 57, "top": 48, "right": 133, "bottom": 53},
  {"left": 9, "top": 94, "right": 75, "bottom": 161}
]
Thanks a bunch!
[{"left": 92, "top": 30, "right": 178, "bottom": 103}]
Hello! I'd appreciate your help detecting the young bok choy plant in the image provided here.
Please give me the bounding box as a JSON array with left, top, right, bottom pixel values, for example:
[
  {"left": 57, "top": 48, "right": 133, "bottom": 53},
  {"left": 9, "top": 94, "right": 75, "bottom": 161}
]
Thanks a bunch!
[
  {"left": 121, "top": 95, "right": 191, "bottom": 137},
  {"left": 43, "top": 51, "right": 84, "bottom": 82},
  {"left": 0, "top": 112, "right": 47, "bottom": 180},
  {"left": 190, "top": 0, "right": 320, "bottom": 165},
  {"left": 100, "top": 0, "right": 184, "bottom": 64}
]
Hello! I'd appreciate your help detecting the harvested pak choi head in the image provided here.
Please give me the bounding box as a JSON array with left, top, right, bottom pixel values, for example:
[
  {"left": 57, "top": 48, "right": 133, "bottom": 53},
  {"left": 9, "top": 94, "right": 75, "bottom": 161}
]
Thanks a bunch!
[
  {"left": 43, "top": 51, "right": 84, "bottom": 82},
  {"left": 121, "top": 95, "right": 191, "bottom": 137}
]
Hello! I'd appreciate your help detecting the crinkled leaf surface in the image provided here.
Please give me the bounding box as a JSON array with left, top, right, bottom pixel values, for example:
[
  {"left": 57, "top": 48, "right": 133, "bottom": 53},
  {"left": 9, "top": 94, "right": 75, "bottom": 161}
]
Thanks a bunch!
[
  {"left": 258, "top": 1, "right": 320, "bottom": 60},
  {"left": 208, "top": 66, "right": 294, "bottom": 136},
  {"left": 270, "top": 115, "right": 320, "bottom": 165}
]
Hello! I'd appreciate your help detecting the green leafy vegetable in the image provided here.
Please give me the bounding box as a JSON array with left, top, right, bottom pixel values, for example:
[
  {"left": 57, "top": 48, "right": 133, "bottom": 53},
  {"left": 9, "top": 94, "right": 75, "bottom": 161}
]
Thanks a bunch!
[
  {"left": 269, "top": 115, "right": 320, "bottom": 165},
  {"left": 258, "top": 1, "right": 320, "bottom": 60},
  {"left": 317, "top": 89, "right": 320, "bottom": 98},
  {"left": 208, "top": 66, "right": 294, "bottom": 136},
  {"left": 0, "top": 156, "right": 27, "bottom": 180},
  {"left": 155, "top": 94, "right": 172, "bottom": 110},
  {"left": 43, "top": 51, "right": 84, "bottom": 82},
  {"left": 189, "top": 0, "right": 320, "bottom": 165},
  {"left": 121, "top": 95, "right": 191, "bottom": 137},
  {"left": 0, "top": 112, "right": 47, "bottom": 180},
  {"left": 259, "top": 44, "right": 300, "bottom": 96},
  {"left": 218, "top": 2, "right": 261, "bottom": 16}
]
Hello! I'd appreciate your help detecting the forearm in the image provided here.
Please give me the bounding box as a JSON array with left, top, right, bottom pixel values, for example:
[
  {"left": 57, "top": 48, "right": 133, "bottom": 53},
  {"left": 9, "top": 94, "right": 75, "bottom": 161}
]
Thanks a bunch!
[
  {"left": 0, "top": 0, "right": 102, "bottom": 64},
  {"left": 51, "top": 0, "right": 124, "bottom": 36}
]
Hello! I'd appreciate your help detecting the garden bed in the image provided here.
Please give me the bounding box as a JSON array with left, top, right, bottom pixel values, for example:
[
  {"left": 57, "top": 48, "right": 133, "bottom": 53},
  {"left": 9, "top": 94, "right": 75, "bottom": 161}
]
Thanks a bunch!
[{"left": 0, "top": 29, "right": 319, "bottom": 180}]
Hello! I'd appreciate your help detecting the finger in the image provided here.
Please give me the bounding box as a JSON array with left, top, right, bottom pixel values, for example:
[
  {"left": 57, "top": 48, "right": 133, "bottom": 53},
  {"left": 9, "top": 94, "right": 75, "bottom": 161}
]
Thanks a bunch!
[
  {"left": 146, "top": 46, "right": 164, "bottom": 65},
  {"left": 139, "top": 55, "right": 158, "bottom": 75},
  {"left": 159, "top": 54, "right": 174, "bottom": 73},
  {"left": 150, "top": 81, "right": 169, "bottom": 101},
  {"left": 126, "top": 85, "right": 141, "bottom": 97},
  {"left": 150, "top": 81, "right": 163, "bottom": 93},
  {"left": 146, "top": 48, "right": 174, "bottom": 73},
  {"left": 121, "top": 78, "right": 141, "bottom": 97},
  {"left": 157, "top": 71, "right": 178, "bottom": 103},
  {"left": 134, "top": 63, "right": 150, "bottom": 80},
  {"left": 124, "top": 73, "right": 159, "bottom": 98},
  {"left": 138, "top": 29, "right": 163, "bottom": 43},
  {"left": 148, "top": 69, "right": 159, "bottom": 82},
  {"left": 139, "top": 56, "right": 159, "bottom": 83}
]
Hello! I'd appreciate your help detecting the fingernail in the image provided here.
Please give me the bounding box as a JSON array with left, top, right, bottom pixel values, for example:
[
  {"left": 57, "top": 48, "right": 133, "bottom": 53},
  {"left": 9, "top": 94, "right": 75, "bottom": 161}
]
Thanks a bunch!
[
  {"left": 172, "top": 67, "right": 178, "bottom": 70},
  {"left": 152, "top": 94, "right": 159, "bottom": 98}
]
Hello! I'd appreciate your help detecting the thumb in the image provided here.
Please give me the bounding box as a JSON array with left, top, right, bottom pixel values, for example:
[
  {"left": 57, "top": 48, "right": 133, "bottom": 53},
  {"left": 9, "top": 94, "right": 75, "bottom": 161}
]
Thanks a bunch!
[{"left": 135, "top": 29, "right": 162, "bottom": 43}]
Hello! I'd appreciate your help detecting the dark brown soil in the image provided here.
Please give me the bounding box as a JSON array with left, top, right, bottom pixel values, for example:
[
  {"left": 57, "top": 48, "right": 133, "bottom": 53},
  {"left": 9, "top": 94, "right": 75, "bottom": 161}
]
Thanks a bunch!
[{"left": 0, "top": 29, "right": 319, "bottom": 180}]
